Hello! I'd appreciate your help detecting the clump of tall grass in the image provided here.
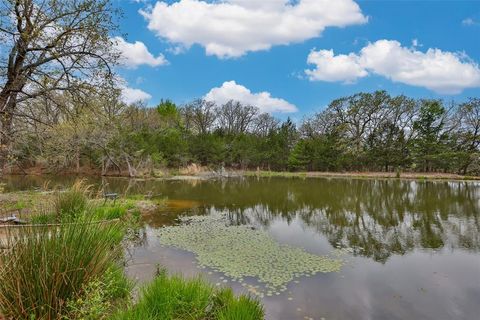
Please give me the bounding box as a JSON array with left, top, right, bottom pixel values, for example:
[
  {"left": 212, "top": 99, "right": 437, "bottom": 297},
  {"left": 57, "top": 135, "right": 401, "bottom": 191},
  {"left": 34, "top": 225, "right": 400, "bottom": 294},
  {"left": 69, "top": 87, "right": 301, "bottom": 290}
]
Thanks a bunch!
[
  {"left": 30, "top": 180, "right": 131, "bottom": 224},
  {"left": 111, "top": 270, "right": 264, "bottom": 320},
  {"left": 212, "top": 289, "right": 264, "bottom": 320},
  {"left": 54, "top": 180, "right": 91, "bottom": 222},
  {"left": 0, "top": 219, "right": 124, "bottom": 320},
  {"left": 93, "top": 205, "right": 128, "bottom": 221}
]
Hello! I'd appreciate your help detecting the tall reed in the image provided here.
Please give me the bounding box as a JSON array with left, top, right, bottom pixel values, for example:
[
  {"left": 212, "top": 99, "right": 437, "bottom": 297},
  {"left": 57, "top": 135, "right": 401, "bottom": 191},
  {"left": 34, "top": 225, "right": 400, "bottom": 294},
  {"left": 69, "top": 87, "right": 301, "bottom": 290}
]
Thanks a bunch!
[
  {"left": 54, "top": 180, "right": 91, "bottom": 222},
  {"left": 0, "top": 219, "right": 122, "bottom": 319}
]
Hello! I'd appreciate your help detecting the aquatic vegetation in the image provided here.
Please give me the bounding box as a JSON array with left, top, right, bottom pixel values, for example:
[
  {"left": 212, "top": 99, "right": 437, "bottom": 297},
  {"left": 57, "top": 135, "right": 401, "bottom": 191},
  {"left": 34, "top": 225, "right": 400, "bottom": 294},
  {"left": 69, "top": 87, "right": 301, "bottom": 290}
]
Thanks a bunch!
[
  {"left": 111, "top": 270, "right": 264, "bottom": 320},
  {"left": 158, "top": 215, "right": 343, "bottom": 294}
]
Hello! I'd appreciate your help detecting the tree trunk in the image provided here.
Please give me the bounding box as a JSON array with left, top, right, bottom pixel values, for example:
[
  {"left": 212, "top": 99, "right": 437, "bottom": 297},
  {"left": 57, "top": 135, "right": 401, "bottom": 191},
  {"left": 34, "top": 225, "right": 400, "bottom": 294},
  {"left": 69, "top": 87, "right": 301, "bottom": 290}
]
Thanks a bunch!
[
  {"left": 75, "top": 144, "right": 81, "bottom": 174},
  {"left": 125, "top": 156, "right": 136, "bottom": 177},
  {"left": 0, "top": 94, "right": 17, "bottom": 175}
]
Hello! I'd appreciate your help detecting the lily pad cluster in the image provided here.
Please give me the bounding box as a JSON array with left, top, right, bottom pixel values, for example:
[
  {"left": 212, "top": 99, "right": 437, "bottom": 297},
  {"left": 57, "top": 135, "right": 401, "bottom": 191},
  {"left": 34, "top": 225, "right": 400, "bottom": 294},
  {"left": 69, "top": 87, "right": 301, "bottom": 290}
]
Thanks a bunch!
[{"left": 158, "top": 214, "right": 343, "bottom": 294}]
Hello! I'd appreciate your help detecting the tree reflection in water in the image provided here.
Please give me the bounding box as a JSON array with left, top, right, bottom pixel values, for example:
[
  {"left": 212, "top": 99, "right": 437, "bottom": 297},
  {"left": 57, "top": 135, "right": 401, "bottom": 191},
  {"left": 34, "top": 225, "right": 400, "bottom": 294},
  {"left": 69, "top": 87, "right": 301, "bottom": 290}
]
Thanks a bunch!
[
  {"left": 200, "top": 178, "right": 480, "bottom": 263},
  {"left": 2, "top": 176, "right": 479, "bottom": 263}
]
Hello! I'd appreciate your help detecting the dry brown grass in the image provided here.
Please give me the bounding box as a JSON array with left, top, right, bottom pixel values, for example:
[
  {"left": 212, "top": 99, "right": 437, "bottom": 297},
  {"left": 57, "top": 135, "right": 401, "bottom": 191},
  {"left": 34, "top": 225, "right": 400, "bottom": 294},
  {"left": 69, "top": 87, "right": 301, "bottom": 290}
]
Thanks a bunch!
[{"left": 178, "top": 163, "right": 208, "bottom": 176}]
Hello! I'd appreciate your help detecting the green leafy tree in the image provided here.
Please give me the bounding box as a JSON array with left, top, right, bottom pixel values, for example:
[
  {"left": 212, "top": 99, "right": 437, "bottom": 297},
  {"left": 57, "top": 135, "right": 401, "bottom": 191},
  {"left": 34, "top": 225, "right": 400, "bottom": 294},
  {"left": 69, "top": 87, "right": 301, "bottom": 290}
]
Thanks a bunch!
[{"left": 412, "top": 100, "right": 448, "bottom": 172}]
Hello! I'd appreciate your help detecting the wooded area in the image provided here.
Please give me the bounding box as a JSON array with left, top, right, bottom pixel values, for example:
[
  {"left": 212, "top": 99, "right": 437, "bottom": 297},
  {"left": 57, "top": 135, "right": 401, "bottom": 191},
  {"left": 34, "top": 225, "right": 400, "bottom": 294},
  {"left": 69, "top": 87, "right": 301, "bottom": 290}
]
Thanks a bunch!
[{"left": 5, "top": 91, "right": 480, "bottom": 176}]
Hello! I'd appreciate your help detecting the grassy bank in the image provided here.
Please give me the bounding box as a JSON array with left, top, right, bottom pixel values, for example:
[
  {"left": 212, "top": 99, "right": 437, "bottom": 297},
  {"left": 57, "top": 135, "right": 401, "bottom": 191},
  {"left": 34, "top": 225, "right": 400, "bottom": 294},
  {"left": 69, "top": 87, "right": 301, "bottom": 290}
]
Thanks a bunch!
[
  {"left": 243, "top": 170, "right": 480, "bottom": 181},
  {"left": 4, "top": 166, "right": 480, "bottom": 182},
  {"left": 0, "top": 181, "right": 264, "bottom": 320}
]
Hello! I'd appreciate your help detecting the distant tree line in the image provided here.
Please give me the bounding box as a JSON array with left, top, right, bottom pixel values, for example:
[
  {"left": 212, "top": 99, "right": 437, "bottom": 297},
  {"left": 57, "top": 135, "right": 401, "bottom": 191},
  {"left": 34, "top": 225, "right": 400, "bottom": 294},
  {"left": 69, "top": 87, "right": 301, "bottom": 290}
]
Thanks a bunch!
[{"left": 7, "top": 90, "right": 480, "bottom": 176}]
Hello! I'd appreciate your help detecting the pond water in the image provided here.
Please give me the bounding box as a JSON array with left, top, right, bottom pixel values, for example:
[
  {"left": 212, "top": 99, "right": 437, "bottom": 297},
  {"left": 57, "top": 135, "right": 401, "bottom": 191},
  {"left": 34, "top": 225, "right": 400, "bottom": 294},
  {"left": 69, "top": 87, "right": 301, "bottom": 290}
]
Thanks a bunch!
[{"left": 1, "top": 176, "right": 480, "bottom": 320}]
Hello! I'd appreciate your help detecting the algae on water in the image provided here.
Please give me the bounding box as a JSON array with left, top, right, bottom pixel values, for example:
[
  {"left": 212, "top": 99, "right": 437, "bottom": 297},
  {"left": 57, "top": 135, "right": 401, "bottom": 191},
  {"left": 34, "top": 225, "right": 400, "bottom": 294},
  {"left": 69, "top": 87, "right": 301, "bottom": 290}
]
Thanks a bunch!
[{"left": 157, "top": 214, "right": 343, "bottom": 293}]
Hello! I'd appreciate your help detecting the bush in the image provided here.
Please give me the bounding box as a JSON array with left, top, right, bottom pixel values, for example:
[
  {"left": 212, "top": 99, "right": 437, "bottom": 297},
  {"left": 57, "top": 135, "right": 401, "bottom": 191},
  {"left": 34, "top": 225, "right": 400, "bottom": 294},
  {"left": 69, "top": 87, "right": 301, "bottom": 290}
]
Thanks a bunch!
[{"left": 0, "top": 219, "right": 123, "bottom": 319}]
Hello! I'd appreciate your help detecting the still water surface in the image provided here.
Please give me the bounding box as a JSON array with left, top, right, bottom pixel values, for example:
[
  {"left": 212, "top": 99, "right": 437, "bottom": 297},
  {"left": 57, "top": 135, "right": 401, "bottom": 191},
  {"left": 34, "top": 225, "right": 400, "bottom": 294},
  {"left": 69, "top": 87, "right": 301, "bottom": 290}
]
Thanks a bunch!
[{"left": 2, "top": 176, "right": 480, "bottom": 320}]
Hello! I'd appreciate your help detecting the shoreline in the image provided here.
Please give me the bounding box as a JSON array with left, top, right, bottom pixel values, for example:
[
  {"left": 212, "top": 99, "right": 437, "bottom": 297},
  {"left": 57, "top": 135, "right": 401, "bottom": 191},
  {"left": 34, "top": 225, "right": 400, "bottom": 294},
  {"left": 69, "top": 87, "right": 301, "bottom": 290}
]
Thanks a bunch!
[
  {"left": 2, "top": 170, "right": 479, "bottom": 182},
  {"left": 241, "top": 170, "right": 480, "bottom": 181}
]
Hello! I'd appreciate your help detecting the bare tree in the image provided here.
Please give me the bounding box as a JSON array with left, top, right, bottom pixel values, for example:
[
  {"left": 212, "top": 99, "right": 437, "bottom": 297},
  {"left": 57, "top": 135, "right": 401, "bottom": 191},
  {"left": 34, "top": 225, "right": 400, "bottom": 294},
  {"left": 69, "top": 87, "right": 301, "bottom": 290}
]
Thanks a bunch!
[
  {"left": 252, "top": 112, "right": 279, "bottom": 137},
  {"left": 0, "top": 0, "right": 119, "bottom": 173},
  {"left": 457, "top": 98, "right": 480, "bottom": 173},
  {"left": 216, "top": 100, "right": 258, "bottom": 135},
  {"left": 183, "top": 99, "right": 217, "bottom": 134},
  {"left": 458, "top": 99, "right": 480, "bottom": 151},
  {"left": 299, "top": 108, "right": 344, "bottom": 138}
]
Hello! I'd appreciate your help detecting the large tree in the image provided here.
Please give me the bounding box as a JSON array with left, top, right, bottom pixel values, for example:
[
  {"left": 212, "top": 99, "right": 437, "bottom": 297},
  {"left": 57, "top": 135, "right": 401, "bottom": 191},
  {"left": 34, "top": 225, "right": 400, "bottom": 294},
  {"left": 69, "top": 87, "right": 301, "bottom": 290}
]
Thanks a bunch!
[
  {"left": 412, "top": 100, "right": 449, "bottom": 172},
  {"left": 0, "top": 0, "right": 119, "bottom": 173},
  {"left": 456, "top": 98, "right": 480, "bottom": 174}
]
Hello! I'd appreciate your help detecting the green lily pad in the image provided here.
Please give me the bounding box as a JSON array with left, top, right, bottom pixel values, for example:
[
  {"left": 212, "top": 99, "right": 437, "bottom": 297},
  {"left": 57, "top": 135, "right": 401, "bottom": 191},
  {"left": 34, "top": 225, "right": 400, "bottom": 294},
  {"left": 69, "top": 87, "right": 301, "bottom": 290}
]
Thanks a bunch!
[{"left": 158, "top": 214, "right": 343, "bottom": 291}]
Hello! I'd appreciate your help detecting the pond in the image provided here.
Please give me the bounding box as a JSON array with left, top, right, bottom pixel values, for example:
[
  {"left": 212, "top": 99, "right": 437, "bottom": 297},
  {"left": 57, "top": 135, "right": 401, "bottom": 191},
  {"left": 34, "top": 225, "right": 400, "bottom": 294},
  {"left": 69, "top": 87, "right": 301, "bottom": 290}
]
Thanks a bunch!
[{"left": 1, "top": 176, "right": 480, "bottom": 320}]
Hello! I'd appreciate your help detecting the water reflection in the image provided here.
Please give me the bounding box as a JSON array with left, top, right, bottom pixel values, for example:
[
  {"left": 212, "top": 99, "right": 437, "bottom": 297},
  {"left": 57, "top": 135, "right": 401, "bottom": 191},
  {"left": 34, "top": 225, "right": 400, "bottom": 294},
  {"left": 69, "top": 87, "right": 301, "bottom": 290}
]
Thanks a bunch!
[
  {"left": 158, "top": 178, "right": 480, "bottom": 263},
  {"left": 2, "top": 176, "right": 479, "bottom": 263},
  {"left": 3, "top": 175, "right": 480, "bottom": 320}
]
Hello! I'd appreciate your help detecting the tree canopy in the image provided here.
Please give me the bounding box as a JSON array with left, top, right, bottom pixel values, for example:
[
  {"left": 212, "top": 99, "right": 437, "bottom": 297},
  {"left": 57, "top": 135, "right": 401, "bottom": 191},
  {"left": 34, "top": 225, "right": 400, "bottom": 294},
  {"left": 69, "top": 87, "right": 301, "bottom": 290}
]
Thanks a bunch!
[
  {"left": 0, "top": 0, "right": 119, "bottom": 172},
  {"left": 6, "top": 89, "right": 480, "bottom": 176}
]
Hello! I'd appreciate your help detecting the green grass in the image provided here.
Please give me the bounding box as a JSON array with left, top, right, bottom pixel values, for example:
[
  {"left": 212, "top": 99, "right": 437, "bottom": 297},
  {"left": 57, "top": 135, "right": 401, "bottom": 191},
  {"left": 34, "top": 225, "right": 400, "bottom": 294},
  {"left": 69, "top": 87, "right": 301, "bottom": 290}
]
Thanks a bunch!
[
  {"left": 111, "top": 270, "right": 264, "bottom": 320},
  {"left": 64, "top": 264, "right": 132, "bottom": 320},
  {"left": 0, "top": 218, "right": 124, "bottom": 320},
  {"left": 28, "top": 181, "right": 134, "bottom": 225},
  {"left": 54, "top": 181, "right": 90, "bottom": 222},
  {"left": 212, "top": 289, "right": 264, "bottom": 320},
  {"left": 125, "top": 194, "right": 146, "bottom": 201},
  {"left": 244, "top": 170, "right": 307, "bottom": 179},
  {"left": 29, "top": 202, "right": 130, "bottom": 225},
  {"left": 29, "top": 212, "right": 57, "bottom": 224},
  {"left": 93, "top": 205, "right": 128, "bottom": 220}
]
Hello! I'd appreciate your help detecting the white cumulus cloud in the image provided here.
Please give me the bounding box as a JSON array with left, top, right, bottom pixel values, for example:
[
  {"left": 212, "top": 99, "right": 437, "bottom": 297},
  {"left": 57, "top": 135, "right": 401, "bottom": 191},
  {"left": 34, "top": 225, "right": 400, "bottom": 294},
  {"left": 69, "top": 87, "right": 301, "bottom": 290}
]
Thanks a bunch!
[
  {"left": 305, "top": 39, "right": 480, "bottom": 94},
  {"left": 204, "top": 81, "right": 297, "bottom": 113},
  {"left": 113, "top": 36, "right": 168, "bottom": 68},
  {"left": 140, "top": 0, "right": 367, "bottom": 58},
  {"left": 120, "top": 86, "right": 152, "bottom": 104},
  {"left": 305, "top": 49, "right": 368, "bottom": 83}
]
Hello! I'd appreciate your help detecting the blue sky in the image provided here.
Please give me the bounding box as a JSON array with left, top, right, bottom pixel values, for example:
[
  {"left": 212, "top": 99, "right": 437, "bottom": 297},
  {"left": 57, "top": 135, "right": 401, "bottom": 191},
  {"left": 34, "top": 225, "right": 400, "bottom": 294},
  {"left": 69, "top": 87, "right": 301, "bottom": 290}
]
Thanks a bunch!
[{"left": 113, "top": 0, "right": 480, "bottom": 118}]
